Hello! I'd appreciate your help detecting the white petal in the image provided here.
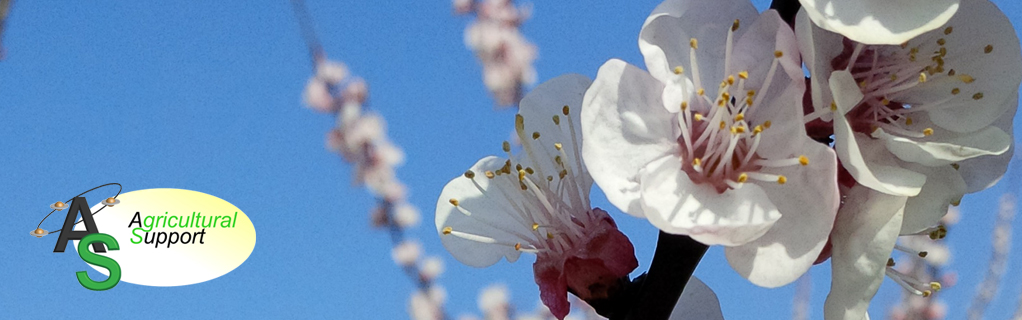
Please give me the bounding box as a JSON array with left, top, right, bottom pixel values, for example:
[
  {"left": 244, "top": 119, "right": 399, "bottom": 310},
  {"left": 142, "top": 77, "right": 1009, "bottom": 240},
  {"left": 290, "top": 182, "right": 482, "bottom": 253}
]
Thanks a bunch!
[
  {"left": 796, "top": 9, "right": 842, "bottom": 120},
  {"left": 638, "top": 0, "right": 758, "bottom": 85},
  {"left": 582, "top": 59, "right": 680, "bottom": 217},
  {"left": 912, "top": 0, "right": 1022, "bottom": 133},
  {"left": 874, "top": 124, "right": 1011, "bottom": 167},
  {"left": 517, "top": 73, "right": 594, "bottom": 192},
  {"left": 668, "top": 277, "right": 725, "bottom": 320},
  {"left": 900, "top": 164, "right": 966, "bottom": 234},
  {"left": 435, "top": 156, "right": 530, "bottom": 267},
  {"left": 832, "top": 71, "right": 926, "bottom": 196},
  {"left": 955, "top": 97, "right": 1017, "bottom": 193},
  {"left": 639, "top": 156, "right": 781, "bottom": 246},
  {"left": 798, "top": 0, "right": 959, "bottom": 45},
  {"left": 726, "top": 141, "right": 839, "bottom": 287},
  {"left": 824, "top": 185, "right": 907, "bottom": 320}
]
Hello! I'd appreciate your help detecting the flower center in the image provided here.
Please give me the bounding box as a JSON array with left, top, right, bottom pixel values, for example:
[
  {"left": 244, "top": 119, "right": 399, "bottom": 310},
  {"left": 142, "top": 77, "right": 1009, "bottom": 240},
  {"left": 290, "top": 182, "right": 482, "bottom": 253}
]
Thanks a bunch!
[
  {"left": 671, "top": 20, "right": 806, "bottom": 193},
  {"left": 440, "top": 108, "right": 597, "bottom": 256},
  {"left": 838, "top": 26, "right": 988, "bottom": 138}
]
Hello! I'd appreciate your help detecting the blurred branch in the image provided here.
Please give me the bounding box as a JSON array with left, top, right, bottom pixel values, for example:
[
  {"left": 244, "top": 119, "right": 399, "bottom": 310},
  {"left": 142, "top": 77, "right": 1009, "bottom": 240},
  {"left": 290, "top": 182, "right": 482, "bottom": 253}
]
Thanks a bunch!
[
  {"left": 0, "top": 0, "right": 11, "bottom": 59},
  {"left": 967, "top": 150, "right": 1021, "bottom": 320},
  {"left": 793, "top": 274, "right": 811, "bottom": 320}
]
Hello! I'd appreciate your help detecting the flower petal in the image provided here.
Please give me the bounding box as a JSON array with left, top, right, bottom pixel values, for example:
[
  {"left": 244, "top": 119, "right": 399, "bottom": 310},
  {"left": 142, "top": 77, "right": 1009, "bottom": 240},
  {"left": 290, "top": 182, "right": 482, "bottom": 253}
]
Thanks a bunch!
[
  {"left": 824, "top": 185, "right": 907, "bottom": 320},
  {"left": 638, "top": 0, "right": 758, "bottom": 85},
  {"left": 955, "top": 96, "right": 1017, "bottom": 193},
  {"left": 435, "top": 156, "right": 530, "bottom": 267},
  {"left": 911, "top": 0, "right": 1022, "bottom": 133},
  {"left": 640, "top": 156, "right": 781, "bottom": 246},
  {"left": 900, "top": 163, "right": 966, "bottom": 234},
  {"left": 725, "top": 141, "right": 839, "bottom": 287},
  {"left": 534, "top": 263, "right": 570, "bottom": 319},
  {"left": 582, "top": 59, "right": 680, "bottom": 217},
  {"left": 517, "top": 73, "right": 594, "bottom": 192},
  {"left": 831, "top": 71, "right": 926, "bottom": 196},
  {"left": 796, "top": 9, "right": 843, "bottom": 121},
  {"left": 669, "top": 277, "right": 725, "bottom": 320},
  {"left": 798, "top": 0, "right": 959, "bottom": 45},
  {"left": 873, "top": 124, "right": 1011, "bottom": 167}
]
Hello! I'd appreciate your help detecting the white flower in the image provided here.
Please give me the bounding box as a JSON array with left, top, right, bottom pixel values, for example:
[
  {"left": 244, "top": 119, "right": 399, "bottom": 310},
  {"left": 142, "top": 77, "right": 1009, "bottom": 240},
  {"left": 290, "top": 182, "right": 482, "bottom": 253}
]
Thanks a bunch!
[
  {"left": 798, "top": 0, "right": 1019, "bottom": 230},
  {"left": 435, "top": 74, "right": 638, "bottom": 319},
  {"left": 392, "top": 240, "right": 422, "bottom": 266},
  {"left": 798, "top": 0, "right": 960, "bottom": 45},
  {"left": 581, "top": 0, "right": 839, "bottom": 287}
]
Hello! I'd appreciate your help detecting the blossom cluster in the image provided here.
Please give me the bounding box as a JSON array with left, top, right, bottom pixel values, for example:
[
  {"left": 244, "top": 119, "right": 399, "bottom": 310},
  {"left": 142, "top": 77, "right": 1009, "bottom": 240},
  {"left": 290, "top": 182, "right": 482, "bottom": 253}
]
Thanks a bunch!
[
  {"left": 434, "top": 0, "right": 1020, "bottom": 319},
  {"left": 454, "top": 0, "right": 538, "bottom": 106}
]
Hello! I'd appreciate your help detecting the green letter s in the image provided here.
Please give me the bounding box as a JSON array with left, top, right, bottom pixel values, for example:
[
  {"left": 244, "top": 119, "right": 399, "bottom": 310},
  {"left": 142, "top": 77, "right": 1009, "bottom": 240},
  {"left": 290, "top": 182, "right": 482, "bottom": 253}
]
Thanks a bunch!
[{"left": 76, "top": 233, "right": 121, "bottom": 291}]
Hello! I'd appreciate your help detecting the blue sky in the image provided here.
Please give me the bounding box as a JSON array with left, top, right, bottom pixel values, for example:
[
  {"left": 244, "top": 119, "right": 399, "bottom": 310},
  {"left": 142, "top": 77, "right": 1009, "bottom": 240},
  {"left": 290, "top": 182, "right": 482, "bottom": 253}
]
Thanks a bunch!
[{"left": 1, "top": 0, "right": 1020, "bottom": 319}]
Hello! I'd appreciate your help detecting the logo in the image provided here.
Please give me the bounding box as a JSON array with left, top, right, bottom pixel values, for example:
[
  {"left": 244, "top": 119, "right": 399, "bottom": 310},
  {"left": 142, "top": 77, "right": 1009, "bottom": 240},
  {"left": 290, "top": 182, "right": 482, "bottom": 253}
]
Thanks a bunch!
[{"left": 32, "top": 184, "right": 256, "bottom": 290}]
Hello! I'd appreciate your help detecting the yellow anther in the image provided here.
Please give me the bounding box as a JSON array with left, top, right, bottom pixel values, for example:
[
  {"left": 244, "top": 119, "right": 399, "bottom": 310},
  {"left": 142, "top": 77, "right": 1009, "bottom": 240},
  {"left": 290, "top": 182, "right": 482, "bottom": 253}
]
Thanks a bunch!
[
  {"left": 514, "top": 243, "right": 522, "bottom": 251},
  {"left": 681, "top": 102, "right": 688, "bottom": 110},
  {"left": 464, "top": 170, "right": 476, "bottom": 179},
  {"left": 515, "top": 114, "right": 525, "bottom": 133},
  {"left": 554, "top": 155, "right": 562, "bottom": 165},
  {"left": 944, "top": 26, "right": 953, "bottom": 35},
  {"left": 951, "top": 163, "right": 960, "bottom": 170},
  {"left": 774, "top": 51, "right": 783, "bottom": 58},
  {"left": 485, "top": 171, "right": 495, "bottom": 178},
  {"left": 881, "top": 98, "right": 890, "bottom": 105},
  {"left": 503, "top": 141, "right": 511, "bottom": 152},
  {"left": 922, "top": 291, "right": 932, "bottom": 298},
  {"left": 449, "top": 199, "right": 460, "bottom": 206},
  {"left": 763, "top": 120, "right": 772, "bottom": 128},
  {"left": 951, "top": 88, "right": 960, "bottom": 95},
  {"left": 939, "top": 47, "right": 947, "bottom": 57},
  {"left": 738, "top": 71, "right": 749, "bottom": 79},
  {"left": 731, "top": 19, "right": 740, "bottom": 31},
  {"left": 690, "top": 38, "right": 698, "bottom": 49},
  {"left": 559, "top": 170, "right": 568, "bottom": 179},
  {"left": 532, "top": 132, "right": 541, "bottom": 140},
  {"left": 973, "top": 92, "right": 984, "bottom": 100},
  {"left": 745, "top": 98, "right": 754, "bottom": 107},
  {"left": 722, "top": 92, "right": 731, "bottom": 101},
  {"left": 563, "top": 105, "right": 570, "bottom": 115},
  {"left": 911, "top": 47, "right": 919, "bottom": 54},
  {"left": 442, "top": 227, "right": 453, "bottom": 235},
  {"left": 906, "top": 117, "right": 914, "bottom": 125},
  {"left": 518, "top": 169, "right": 526, "bottom": 181},
  {"left": 930, "top": 282, "right": 942, "bottom": 291},
  {"left": 547, "top": 232, "right": 554, "bottom": 239},
  {"left": 923, "top": 128, "right": 934, "bottom": 136},
  {"left": 674, "top": 66, "right": 684, "bottom": 75},
  {"left": 727, "top": 75, "right": 735, "bottom": 85},
  {"left": 720, "top": 80, "right": 728, "bottom": 89},
  {"left": 546, "top": 176, "right": 553, "bottom": 181},
  {"left": 734, "top": 126, "right": 746, "bottom": 133},
  {"left": 737, "top": 173, "right": 748, "bottom": 183},
  {"left": 959, "top": 75, "right": 975, "bottom": 83},
  {"left": 694, "top": 113, "right": 704, "bottom": 121},
  {"left": 985, "top": 44, "right": 994, "bottom": 54},
  {"left": 937, "top": 38, "right": 946, "bottom": 46},
  {"left": 717, "top": 99, "right": 725, "bottom": 107},
  {"left": 948, "top": 69, "right": 956, "bottom": 76},
  {"left": 890, "top": 74, "right": 898, "bottom": 81},
  {"left": 516, "top": 164, "right": 523, "bottom": 171},
  {"left": 918, "top": 72, "right": 927, "bottom": 83},
  {"left": 552, "top": 115, "right": 560, "bottom": 125},
  {"left": 525, "top": 167, "right": 534, "bottom": 174},
  {"left": 697, "top": 88, "right": 705, "bottom": 96},
  {"left": 918, "top": 251, "right": 928, "bottom": 258},
  {"left": 692, "top": 158, "right": 702, "bottom": 167},
  {"left": 777, "top": 175, "right": 787, "bottom": 184},
  {"left": 554, "top": 143, "right": 563, "bottom": 150},
  {"left": 720, "top": 121, "right": 727, "bottom": 129},
  {"left": 734, "top": 113, "right": 744, "bottom": 121},
  {"left": 887, "top": 258, "right": 896, "bottom": 267},
  {"left": 929, "top": 225, "right": 948, "bottom": 239},
  {"left": 951, "top": 198, "right": 961, "bottom": 206},
  {"left": 747, "top": 89, "right": 755, "bottom": 97},
  {"left": 532, "top": 223, "right": 539, "bottom": 231},
  {"left": 859, "top": 80, "right": 868, "bottom": 88},
  {"left": 900, "top": 42, "right": 908, "bottom": 49},
  {"left": 753, "top": 125, "right": 763, "bottom": 135},
  {"left": 799, "top": 155, "right": 809, "bottom": 166}
]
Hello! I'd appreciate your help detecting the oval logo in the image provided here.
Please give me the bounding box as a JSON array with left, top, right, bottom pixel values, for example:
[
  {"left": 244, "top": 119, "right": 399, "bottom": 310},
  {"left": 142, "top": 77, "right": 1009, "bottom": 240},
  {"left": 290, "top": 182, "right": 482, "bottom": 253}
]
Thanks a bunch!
[{"left": 72, "top": 188, "right": 256, "bottom": 287}]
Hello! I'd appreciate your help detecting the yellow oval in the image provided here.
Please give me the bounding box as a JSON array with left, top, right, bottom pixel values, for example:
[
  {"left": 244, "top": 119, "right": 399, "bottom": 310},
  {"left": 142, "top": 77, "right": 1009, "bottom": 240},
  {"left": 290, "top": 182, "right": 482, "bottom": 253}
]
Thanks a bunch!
[{"left": 72, "top": 188, "right": 256, "bottom": 287}]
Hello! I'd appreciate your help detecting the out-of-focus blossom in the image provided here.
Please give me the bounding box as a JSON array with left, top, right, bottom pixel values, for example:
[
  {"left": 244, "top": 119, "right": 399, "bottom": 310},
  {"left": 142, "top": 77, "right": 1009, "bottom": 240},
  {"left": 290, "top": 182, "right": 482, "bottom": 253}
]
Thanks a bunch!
[
  {"left": 456, "top": 0, "right": 537, "bottom": 106},
  {"left": 436, "top": 75, "right": 637, "bottom": 319},
  {"left": 581, "top": 0, "right": 838, "bottom": 288},
  {"left": 420, "top": 257, "right": 445, "bottom": 282},
  {"left": 392, "top": 240, "right": 423, "bottom": 267},
  {"left": 410, "top": 285, "right": 448, "bottom": 320},
  {"left": 798, "top": 0, "right": 960, "bottom": 45}
]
